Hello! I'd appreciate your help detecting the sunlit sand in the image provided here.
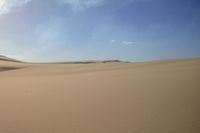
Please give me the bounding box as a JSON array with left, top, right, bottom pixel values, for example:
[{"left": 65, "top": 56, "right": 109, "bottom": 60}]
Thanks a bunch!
[{"left": 0, "top": 55, "right": 199, "bottom": 133}]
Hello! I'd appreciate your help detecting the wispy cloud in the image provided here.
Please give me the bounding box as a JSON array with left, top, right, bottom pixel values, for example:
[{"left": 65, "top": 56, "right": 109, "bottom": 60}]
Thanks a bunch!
[
  {"left": 0, "top": 0, "right": 31, "bottom": 15},
  {"left": 110, "top": 39, "right": 116, "bottom": 43},
  {"left": 55, "top": 0, "right": 104, "bottom": 11},
  {"left": 110, "top": 40, "right": 136, "bottom": 46},
  {"left": 122, "top": 41, "right": 135, "bottom": 45},
  {"left": 56, "top": 0, "right": 151, "bottom": 11},
  {"left": 0, "top": 0, "right": 150, "bottom": 15}
]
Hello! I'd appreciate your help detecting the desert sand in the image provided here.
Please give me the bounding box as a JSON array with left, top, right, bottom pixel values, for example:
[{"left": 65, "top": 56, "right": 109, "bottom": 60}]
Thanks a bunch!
[{"left": 0, "top": 55, "right": 200, "bottom": 133}]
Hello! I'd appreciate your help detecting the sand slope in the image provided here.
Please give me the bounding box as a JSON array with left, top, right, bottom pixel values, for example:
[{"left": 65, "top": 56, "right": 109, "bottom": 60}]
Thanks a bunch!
[{"left": 0, "top": 57, "right": 200, "bottom": 133}]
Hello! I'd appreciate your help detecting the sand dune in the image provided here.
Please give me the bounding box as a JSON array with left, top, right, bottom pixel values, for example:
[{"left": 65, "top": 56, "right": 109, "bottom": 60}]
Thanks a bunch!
[
  {"left": 0, "top": 56, "right": 200, "bottom": 133},
  {"left": 0, "top": 55, "right": 22, "bottom": 63}
]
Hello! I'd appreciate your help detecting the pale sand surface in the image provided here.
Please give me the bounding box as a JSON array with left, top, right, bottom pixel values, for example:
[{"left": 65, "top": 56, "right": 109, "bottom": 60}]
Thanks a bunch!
[{"left": 0, "top": 58, "right": 200, "bottom": 133}]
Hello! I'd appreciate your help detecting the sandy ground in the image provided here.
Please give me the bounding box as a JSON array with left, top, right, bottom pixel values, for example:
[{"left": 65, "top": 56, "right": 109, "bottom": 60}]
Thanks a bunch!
[{"left": 0, "top": 57, "right": 200, "bottom": 133}]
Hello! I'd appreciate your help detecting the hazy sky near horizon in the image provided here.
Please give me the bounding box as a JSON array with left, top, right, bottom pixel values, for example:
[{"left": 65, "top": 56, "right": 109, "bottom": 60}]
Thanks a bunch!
[{"left": 0, "top": 0, "right": 200, "bottom": 61}]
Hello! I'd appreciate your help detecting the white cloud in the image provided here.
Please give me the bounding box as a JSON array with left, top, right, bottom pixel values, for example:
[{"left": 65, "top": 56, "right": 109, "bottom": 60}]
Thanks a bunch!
[
  {"left": 56, "top": 0, "right": 104, "bottom": 11},
  {"left": 110, "top": 39, "right": 116, "bottom": 43},
  {"left": 122, "top": 41, "right": 135, "bottom": 45},
  {"left": 0, "top": 0, "right": 105, "bottom": 15},
  {"left": 0, "top": 0, "right": 150, "bottom": 15},
  {"left": 0, "top": 0, "right": 31, "bottom": 15}
]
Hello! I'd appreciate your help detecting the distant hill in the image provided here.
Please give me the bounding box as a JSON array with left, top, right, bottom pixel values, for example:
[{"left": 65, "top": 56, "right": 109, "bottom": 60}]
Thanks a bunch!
[
  {"left": 0, "top": 55, "right": 128, "bottom": 64},
  {"left": 0, "top": 55, "right": 22, "bottom": 62}
]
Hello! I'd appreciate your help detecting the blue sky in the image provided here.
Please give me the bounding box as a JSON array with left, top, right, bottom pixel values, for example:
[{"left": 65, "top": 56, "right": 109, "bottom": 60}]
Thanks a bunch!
[{"left": 0, "top": 0, "right": 200, "bottom": 62}]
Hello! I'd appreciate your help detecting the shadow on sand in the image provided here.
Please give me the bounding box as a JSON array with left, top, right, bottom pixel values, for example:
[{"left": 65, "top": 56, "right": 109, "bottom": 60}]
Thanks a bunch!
[{"left": 0, "top": 67, "right": 20, "bottom": 72}]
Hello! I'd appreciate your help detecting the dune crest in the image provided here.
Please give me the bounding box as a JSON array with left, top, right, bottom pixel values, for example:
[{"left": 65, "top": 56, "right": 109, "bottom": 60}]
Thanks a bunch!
[{"left": 0, "top": 55, "right": 22, "bottom": 63}]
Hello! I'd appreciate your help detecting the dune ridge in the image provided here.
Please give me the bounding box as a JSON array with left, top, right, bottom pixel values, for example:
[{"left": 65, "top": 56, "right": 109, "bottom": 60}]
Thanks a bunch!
[{"left": 0, "top": 55, "right": 22, "bottom": 63}]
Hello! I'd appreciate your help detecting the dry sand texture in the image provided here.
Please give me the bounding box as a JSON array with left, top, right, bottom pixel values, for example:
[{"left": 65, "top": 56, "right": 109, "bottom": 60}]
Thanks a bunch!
[{"left": 0, "top": 56, "right": 200, "bottom": 133}]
